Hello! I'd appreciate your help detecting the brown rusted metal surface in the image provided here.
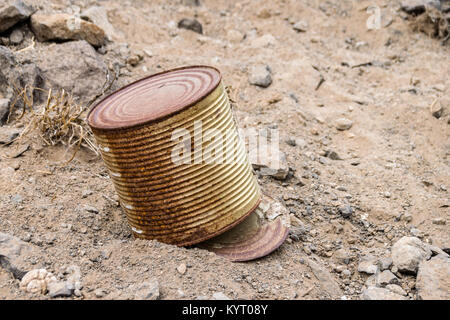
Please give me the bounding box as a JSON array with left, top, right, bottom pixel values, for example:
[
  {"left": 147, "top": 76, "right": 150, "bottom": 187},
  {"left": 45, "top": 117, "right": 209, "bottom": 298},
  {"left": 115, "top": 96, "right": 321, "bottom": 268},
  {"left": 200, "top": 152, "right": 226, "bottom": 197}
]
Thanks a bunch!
[
  {"left": 87, "top": 66, "right": 262, "bottom": 246},
  {"left": 199, "top": 196, "right": 290, "bottom": 262}
]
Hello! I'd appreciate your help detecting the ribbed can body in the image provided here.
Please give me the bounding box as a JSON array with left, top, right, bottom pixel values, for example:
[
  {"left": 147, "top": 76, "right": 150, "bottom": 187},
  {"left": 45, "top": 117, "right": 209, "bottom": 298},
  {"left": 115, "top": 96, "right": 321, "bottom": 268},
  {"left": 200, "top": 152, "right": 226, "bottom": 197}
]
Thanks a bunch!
[{"left": 90, "top": 81, "right": 261, "bottom": 246}]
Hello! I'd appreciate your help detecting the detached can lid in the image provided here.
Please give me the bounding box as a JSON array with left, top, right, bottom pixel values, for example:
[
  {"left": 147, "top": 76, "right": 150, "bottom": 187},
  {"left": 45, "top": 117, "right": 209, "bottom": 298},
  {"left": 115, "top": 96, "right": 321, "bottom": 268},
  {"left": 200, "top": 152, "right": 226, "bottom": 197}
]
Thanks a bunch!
[{"left": 199, "top": 195, "right": 290, "bottom": 262}]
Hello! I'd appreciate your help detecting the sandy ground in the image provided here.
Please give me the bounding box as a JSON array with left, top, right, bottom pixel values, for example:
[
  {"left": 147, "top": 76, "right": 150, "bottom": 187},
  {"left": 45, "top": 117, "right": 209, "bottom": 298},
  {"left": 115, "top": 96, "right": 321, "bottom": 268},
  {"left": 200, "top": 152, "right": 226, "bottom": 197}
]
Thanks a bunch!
[{"left": 0, "top": 0, "right": 448, "bottom": 300}]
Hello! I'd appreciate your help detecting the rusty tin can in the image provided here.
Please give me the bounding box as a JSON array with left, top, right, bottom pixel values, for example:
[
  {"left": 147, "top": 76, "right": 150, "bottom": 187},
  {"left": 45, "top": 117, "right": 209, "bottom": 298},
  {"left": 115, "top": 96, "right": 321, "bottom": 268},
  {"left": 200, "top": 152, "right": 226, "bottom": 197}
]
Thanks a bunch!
[{"left": 87, "top": 66, "right": 262, "bottom": 246}]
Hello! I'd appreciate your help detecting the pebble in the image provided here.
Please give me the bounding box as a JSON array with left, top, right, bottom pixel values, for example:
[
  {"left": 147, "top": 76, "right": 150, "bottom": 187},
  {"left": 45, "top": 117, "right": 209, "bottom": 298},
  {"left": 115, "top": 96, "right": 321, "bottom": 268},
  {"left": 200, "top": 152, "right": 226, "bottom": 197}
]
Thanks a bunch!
[
  {"left": 178, "top": 18, "right": 203, "bottom": 34},
  {"left": 9, "top": 29, "right": 23, "bottom": 45},
  {"left": 293, "top": 20, "right": 308, "bottom": 32},
  {"left": 376, "top": 270, "right": 399, "bottom": 287},
  {"left": 84, "top": 205, "right": 99, "bottom": 214},
  {"left": 335, "top": 118, "right": 353, "bottom": 131},
  {"left": 362, "top": 286, "right": 407, "bottom": 300},
  {"left": 48, "top": 281, "right": 74, "bottom": 298},
  {"left": 432, "top": 218, "right": 446, "bottom": 225},
  {"left": 177, "top": 263, "right": 187, "bottom": 275},
  {"left": 386, "top": 284, "right": 407, "bottom": 296},
  {"left": 248, "top": 64, "right": 272, "bottom": 88},
  {"left": 132, "top": 280, "right": 160, "bottom": 300},
  {"left": 212, "top": 292, "right": 231, "bottom": 300},
  {"left": 94, "top": 288, "right": 107, "bottom": 298},
  {"left": 338, "top": 204, "right": 353, "bottom": 219},
  {"left": 357, "top": 255, "right": 379, "bottom": 275}
]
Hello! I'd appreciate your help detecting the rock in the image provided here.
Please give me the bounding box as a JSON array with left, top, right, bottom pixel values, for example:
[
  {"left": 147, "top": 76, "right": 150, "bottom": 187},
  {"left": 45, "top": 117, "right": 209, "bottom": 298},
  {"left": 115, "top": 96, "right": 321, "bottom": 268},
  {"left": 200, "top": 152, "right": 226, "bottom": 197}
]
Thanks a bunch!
[
  {"left": 386, "top": 284, "right": 407, "bottom": 296},
  {"left": 391, "top": 236, "right": 432, "bottom": 274},
  {"left": 81, "top": 6, "right": 115, "bottom": 41},
  {"left": 338, "top": 204, "right": 353, "bottom": 219},
  {"left": 252, "top": 148, "right": 289, "bottom": 180},
  {"left": 334, "top": 248, "right": 351, "bottom": 264},
  {"left": 416, "top": 254, "right": 450, "bottom": 300},
  {"left": 306, "top": 258, "right": 343, "bottom": 298},
  {"left": 226, "top": 29, "right": 244, "bottom": 43},
  {"left": 9, "top": 28, "right": 23, "bottom": 45},
  {"left": 428, "top": 245, "right": 449, "bottom": 257},
  {"left": 0, "top": 45, "right": 45, "bottom": 102},
  {"left": 177, "top": 18, "right": 203, "bottom": 34},
  {"left": 94, "top": 288, "right": 107, "bottom": 298},
  {"left": 0, "top": 254, "right": 27, "bottom": 279},
  {"left": 378, "top": 257, "right": 393, "bottom": 271},
  {"left": 20, "top": 269, "right": 57, "bottom": 294},
  {"left": 84, "top": 205, "right": 99, "bottom": 214},
  {"left": 177, "top": 263, "right": 187, "bottom": 275},
  {"left": 0, "top": 98, "right": 10, "bottom": 124},
  {"left": 293, "top": 20, "right": 308, "bottom": 32},
  {"left": 30, "top": 13, "right": 107, "bottom": 47},
  {"left": 0, "top": 232, "right": 33, "bottom": 270},
  {"left": 362, "top": 286, "right": 407, "bottom": 300},
  {"left": 132, "top": 279, "right": 160, "bottom": 300},
  {"left": 250, "top": 34, "right": 276, "bottom": 48},
  {"left": 0, "top": 0, "right": 35, "bottom": 33},
  {"left": 401, "top": 0, "right": 441, "bottom": 15},
  {"left": 432, "top": 217, "right": 446, "bottom": 225},
  {"left": 376, "top": 270, "right": 399, "bottom": 287},
  {"left": 289, "top": 224, "right": 308, "bottom": 241},
  {"left": 182, "top": 0, "right": 201, "bottom": 6},
  {"left": 248, "top": 64, "right": 272, "bottom": 88},
  {"left": 47, "top": 281, "right": 74, "bottom": 298},
  {"left": 358, "top": 255, "right": 379, "bottom": 274},
  {"left": 325, "top": 150, "right": 341, "bottom": 160},
  {"left": 365, "top": 275, "right": 377, "bottom": 287},
  {"left": 335, "top": 118, "right": 353, "bottom": 131},
  {"left": 212, "top": 292, "right": 230, "bottom": 300},
  {"left": 430, "top": 99, "right": 444, "bottom": 119},
  {"left": 34, "top": 40, "right": 108, "bottom": 103}
]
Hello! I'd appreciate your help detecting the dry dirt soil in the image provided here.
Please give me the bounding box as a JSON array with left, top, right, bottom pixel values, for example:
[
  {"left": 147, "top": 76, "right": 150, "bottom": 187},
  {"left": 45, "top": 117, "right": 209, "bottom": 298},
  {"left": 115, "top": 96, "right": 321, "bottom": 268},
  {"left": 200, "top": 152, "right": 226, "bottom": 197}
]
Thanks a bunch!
[{"left": 0, "top": 0, "right": 449, "bottom": 300}]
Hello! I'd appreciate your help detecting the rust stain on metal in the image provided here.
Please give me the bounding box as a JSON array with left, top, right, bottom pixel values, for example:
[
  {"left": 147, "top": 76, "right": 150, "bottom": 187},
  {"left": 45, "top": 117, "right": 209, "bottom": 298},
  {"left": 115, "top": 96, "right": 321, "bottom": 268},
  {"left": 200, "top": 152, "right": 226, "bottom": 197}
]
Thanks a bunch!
[{"left": 87, "top": 66, "right": 262, "bottom": 246}]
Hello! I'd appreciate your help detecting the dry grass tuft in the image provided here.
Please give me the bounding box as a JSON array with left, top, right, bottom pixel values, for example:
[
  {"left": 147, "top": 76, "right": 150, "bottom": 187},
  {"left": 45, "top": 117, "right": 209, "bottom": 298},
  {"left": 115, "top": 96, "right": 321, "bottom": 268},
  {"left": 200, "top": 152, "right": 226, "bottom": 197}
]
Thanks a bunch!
[{"left": 8, "top": 85, "right": 99, "bottom": 163}]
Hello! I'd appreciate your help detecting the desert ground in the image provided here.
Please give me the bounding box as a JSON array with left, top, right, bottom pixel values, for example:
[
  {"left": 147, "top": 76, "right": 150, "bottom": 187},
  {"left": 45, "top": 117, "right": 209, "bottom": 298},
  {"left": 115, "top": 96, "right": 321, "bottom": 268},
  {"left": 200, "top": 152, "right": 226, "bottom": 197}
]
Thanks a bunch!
[{"left": 0, "top": 0, "right": 449, "bottom": 300}]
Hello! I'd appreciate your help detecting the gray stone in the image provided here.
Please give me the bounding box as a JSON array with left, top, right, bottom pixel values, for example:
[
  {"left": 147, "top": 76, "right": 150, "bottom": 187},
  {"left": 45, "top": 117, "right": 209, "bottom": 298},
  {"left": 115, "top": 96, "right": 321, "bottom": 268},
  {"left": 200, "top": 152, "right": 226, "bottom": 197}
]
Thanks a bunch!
[
  {"left": 0, "top": 98, "right": 10, "bottom": 124},
  {"left": 401, "top": 0, "right": 441, "bottom": 15},
  {"left": 252, "top": 150, "right": 289, "bottom": 180},
  {"left": 47, "top": 281, "right": 74, "bottom": 298},
  {"left": 133, "top": 279, "right": 160, "bottom": 300},
  {"left": 391, "top": 236, "right": 432, "bottom": 274},
  {"left": 248, "top": 64, "right": 272, "bottom": 88},
  {"left": 212, "top": 292, "right": 230, "bottom": 300},
  {"left": 0, "top": 0, "right": 35, "bottom": 33},
  {"left": 34, "top": 40, "right": 108, "bottom": 104},
  {"left": 0, "top": 127, "right": 20, "bottom": 143},
  {"left": 338, "top": 205, "right": 353, "bottom": 219},
  {"left": 376, "top": 270, "right": 399, "bottom": 287},
  {"left": 361, "top": 286, "right": 407, "bottom": 300},
  {"left": 0, "top": 45, "right": 45, "bottom": 102},
  {"left": 306, "top": 258, "right": 343, "bottom": 298},
  {"left": 365, "top": 275, "right": 377, "bottom": 287},
  {"left": 358, "top": 255, "right": 379, "bottom": 274},
  {"left": 81, "top": 6, "right": 115, "bottom": 41},
  {"left": 416, "top": 254, "right": 450, "bottom": 300},
  {"left": 177, "top": 18, "right": 203, "bottom": 34},
  {"left": 335, "top": 118, "right": 353, "bottom": 131},
  {"left": 334, "top": 248, "right": 351, "bottom": 264},
  {"left": 378, "top": 257, "right": 393, "bottom": 271},
  {"left": 386, "top": 284, "right": 407, "bottom": 296},
  {"left": 293, "top": 20, "right": 308, "bottom": 32},
  {"left": 30, "top": 12, "right": 107, "bottom": 47},
  {"left": 84, "top": 205, "right": 99, "bottom": 214},
  {"left": 9, "top": 28, "right": 23, "bottom": 45}
]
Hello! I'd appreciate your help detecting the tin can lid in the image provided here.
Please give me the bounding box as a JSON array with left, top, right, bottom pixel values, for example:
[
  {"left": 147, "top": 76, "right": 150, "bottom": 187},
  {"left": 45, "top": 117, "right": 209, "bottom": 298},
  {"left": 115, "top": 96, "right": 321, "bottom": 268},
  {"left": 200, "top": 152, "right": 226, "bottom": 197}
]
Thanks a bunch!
[
  {"left": 88, "top": 66, "right": 221, "bottom": 130},
  {"left": 199, "top": 195, "right": 290, "bottom": 262}
]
